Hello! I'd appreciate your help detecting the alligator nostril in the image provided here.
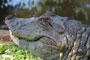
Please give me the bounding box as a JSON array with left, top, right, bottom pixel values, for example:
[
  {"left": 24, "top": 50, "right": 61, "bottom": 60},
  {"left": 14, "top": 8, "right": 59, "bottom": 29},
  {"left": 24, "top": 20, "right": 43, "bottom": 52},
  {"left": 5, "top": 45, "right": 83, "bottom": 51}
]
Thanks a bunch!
[
  {"left": 5, "top": 15, "right": 14, "bottom": 20},
  {"left": 5, "top": 15, "right": 14, "bottom": 26}
]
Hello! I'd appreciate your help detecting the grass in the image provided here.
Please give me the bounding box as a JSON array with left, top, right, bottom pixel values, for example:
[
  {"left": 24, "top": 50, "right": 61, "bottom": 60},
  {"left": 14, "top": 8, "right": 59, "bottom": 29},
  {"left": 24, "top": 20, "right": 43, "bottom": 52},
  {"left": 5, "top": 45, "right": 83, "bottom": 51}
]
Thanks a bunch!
[{"left": 0, "top": 40, "right": 42, "bottom": 60}]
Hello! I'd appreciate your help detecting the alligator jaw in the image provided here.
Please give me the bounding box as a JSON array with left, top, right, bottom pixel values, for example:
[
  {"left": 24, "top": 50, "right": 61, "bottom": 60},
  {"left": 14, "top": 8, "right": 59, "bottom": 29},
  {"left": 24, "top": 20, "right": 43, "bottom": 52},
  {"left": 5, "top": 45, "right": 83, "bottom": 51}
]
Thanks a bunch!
[
  {"left": 9, "top": 30, "right": 45, "bottom": 42},
  {"left": 9, "top": 30, "right": 60, "bottom": 60}
]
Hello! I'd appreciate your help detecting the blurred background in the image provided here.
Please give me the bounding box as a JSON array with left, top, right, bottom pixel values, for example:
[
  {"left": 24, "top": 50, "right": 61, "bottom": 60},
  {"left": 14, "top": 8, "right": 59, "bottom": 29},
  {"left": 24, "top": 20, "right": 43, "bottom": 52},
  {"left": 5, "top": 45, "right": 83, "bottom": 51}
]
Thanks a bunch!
[{"left": 0, "top": 0, "right": 90, "bottom": 29}]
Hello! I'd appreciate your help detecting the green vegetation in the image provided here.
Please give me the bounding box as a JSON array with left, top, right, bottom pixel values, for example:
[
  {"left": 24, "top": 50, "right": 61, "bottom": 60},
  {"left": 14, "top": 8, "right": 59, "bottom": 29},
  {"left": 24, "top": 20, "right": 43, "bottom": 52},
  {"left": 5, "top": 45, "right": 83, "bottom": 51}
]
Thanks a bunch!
[{"left": 0, "top": 42, "right": 42, "bottom": 60}]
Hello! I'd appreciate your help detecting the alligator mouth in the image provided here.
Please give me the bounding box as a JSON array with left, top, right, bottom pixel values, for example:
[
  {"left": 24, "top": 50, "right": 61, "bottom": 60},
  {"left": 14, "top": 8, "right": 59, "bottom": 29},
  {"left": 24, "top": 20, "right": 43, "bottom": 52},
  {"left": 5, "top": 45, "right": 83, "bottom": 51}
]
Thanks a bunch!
[
  {"left": 10, "top": 30, "right": 59, "bottom": 51},
  {"left": 10, "top": 30, "right": 46, "bottom": 42},
  {"left": 17, "top": 36, "right": 44, "bottom": 42}
]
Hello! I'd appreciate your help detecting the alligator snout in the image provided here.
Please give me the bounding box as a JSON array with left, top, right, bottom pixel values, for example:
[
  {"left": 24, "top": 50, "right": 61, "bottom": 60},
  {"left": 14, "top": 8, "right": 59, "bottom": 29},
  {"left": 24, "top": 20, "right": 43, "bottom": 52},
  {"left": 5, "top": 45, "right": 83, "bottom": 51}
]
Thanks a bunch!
[
  {"left": 5, "top": 15, "right": 14, "bottom": 26},
  {"left": 5, "top": 15, "right": 14, "bottom": 20}
]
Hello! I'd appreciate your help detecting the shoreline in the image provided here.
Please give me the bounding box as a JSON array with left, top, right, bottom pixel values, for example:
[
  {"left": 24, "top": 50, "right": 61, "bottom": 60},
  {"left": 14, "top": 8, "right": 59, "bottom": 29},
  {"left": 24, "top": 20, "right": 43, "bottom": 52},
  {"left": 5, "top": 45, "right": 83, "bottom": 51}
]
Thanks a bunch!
[{"left": 0, "top": 30, "right": 11, "bottom": 42}]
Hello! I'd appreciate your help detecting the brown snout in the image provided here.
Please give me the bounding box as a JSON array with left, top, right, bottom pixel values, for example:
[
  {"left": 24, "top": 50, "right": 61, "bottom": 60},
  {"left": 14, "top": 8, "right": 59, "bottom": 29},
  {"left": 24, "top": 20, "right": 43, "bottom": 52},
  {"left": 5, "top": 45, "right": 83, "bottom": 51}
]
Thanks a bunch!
[
  {"left": 5, "top": 15, "right": 14, "bottom": 20},
  {"left": 5, "top": 15, "right": 14, "bottom": 27},
  {"left": 5, "top": 15, "right": 14, "bottom": 24}
]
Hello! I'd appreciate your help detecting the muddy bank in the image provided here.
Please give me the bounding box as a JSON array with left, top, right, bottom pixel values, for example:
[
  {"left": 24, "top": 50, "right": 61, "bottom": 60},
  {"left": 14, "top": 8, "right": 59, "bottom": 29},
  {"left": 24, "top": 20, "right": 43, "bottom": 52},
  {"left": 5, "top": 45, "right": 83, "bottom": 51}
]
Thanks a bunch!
[{"left": 0, "top": 30, "right": 11, "bottom": 42}]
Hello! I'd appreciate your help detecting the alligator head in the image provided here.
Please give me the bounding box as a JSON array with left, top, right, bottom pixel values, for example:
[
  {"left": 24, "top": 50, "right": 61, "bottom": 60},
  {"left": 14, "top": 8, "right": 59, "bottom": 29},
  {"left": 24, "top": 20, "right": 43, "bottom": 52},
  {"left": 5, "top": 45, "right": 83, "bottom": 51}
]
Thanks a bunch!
[{"left": 5, "top": 12, "right": 90, "bottom": 60}]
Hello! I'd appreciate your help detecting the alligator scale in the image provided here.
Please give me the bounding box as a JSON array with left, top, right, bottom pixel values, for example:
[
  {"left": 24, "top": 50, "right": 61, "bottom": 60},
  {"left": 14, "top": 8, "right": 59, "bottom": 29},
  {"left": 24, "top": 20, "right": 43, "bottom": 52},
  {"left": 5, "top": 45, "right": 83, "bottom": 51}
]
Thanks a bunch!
[{"left": 5, "top": 12, "right": 90, "bottom": 60}]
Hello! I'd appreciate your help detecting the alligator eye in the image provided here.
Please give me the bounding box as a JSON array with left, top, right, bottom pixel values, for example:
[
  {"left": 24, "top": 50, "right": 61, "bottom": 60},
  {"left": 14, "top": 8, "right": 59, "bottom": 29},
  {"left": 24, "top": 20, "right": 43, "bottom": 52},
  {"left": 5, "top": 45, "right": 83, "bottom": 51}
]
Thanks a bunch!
[{"left": 37, "top": 17, "right": 52, "bottom": 28}]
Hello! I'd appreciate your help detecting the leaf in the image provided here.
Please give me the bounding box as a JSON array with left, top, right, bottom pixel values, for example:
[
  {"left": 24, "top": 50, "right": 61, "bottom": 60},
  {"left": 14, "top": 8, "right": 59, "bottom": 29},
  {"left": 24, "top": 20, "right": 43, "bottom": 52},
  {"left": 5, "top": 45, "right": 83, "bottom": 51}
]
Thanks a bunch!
[{"left": 0, "top": 44, "right": 8, "bottom": 54}]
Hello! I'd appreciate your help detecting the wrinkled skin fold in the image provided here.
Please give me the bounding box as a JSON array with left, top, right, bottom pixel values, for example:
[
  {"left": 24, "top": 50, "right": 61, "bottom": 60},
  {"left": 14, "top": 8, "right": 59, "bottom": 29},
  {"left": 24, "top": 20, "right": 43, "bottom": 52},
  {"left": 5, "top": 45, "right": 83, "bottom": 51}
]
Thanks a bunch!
[{"left": 5, "top": 12, "right": 90, "bottom": 60}]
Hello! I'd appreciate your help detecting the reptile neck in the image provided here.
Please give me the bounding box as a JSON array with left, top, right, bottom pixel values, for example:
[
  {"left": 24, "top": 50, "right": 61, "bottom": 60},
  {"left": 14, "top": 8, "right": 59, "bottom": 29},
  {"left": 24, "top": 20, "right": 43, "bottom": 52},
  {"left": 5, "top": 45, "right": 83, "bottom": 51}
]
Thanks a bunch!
[{"left": 61, "top": 26, "right": 90, "bottom": 60}]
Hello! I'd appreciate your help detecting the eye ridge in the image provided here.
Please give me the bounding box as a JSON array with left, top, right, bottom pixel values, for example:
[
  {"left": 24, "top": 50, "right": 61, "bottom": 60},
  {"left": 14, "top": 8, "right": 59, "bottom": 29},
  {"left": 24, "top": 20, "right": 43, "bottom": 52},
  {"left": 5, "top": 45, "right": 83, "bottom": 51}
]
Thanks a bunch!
[{"left": 38, "top": 17, "right": 52, "bottom": 27}]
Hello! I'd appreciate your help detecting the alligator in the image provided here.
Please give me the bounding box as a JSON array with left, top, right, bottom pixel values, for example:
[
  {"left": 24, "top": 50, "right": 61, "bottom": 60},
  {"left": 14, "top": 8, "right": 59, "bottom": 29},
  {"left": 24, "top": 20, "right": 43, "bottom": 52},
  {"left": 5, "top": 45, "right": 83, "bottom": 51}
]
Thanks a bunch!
[{"left": 5, "top": 12, "right": 90, "bottom": 60}]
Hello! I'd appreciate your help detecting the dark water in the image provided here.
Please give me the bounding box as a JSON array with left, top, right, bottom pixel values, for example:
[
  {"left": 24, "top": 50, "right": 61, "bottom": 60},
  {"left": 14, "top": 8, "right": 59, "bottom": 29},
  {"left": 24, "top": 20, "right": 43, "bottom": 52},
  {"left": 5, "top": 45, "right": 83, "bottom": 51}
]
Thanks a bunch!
[{"left": 0, "top": 0, "right": 90, "bottom": 29}]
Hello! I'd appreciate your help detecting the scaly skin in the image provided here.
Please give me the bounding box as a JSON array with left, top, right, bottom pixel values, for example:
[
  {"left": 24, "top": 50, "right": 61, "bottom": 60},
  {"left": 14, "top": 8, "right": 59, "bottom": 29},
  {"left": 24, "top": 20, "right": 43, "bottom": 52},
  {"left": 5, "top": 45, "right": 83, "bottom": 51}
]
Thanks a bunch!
[{"left": 5, "top": 12, "right": 90, "bottom": 60}]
